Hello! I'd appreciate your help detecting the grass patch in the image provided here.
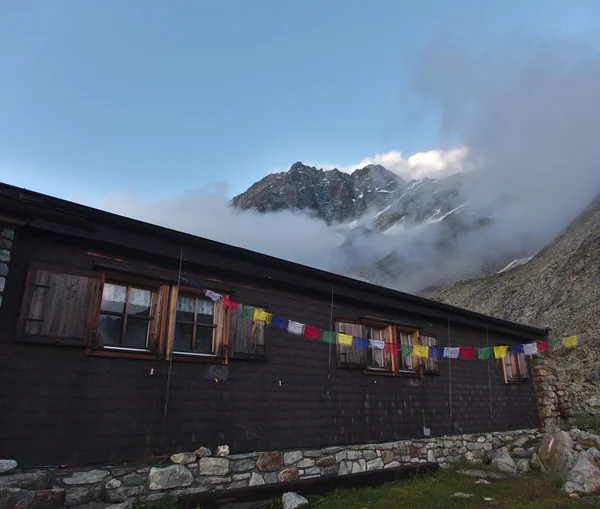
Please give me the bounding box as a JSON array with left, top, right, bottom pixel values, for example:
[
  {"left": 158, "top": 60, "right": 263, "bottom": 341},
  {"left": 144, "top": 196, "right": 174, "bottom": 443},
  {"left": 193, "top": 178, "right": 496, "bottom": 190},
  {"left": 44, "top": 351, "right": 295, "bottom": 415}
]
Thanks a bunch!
[
  {"left": 566, "top": 413, "right": 600, "bottom": 435},
  {"left": 260, "top": 471, "right": 584, "bottom": 509}
]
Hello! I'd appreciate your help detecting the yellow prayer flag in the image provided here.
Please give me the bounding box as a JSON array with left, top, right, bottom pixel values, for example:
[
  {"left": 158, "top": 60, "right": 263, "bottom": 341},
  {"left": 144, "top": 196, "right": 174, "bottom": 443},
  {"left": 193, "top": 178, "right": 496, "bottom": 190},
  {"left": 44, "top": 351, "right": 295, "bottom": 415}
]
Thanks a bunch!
[
  {"left": 253, "top": 308, "right": 272, "bottom": 324},
  {"left": 337, "top": 333, "right": 353, "bottom": 346},
  {"left": 562, "top": 335, "right": 578, "bottom": 349},
  {"left": 494, "top": 346, "right": 508, "bottom": 359},
  {"left": 413, "top": 345, "right": 429, "bottom": 358}
]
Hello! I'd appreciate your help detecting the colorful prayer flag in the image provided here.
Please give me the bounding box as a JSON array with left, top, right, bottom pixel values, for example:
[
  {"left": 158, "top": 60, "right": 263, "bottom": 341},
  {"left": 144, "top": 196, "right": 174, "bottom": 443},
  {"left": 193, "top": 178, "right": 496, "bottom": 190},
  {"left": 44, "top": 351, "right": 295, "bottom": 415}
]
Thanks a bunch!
[
  {"left": 253, "top": 308, "right": 272, "bottom": 324},
  {"left": 428, "top": 346, "right": 444, "bottom": 358},
  {"left": 508, "top": 345, "right": 524, "bottom": 356},
  {"left": 337, "top": 333, "right": 353, "bottom": 346},
  {"left": 321, "top": 330, "right": 336, "bottom": 344},
  {"left": 562, "top": 336, "right": 578, "bottom": 349},
  {"left": 385, "top": 342, "right": 399, "bottom": 355},
  {"left": 287, "top": 320, "right": 304, "bottom": 335},
  {"left": 401, "top": 343, "right": 413, "bottom": 358},
  {"left": 494, "top": 346, "right": 508, "bottom": 359},
  {"left": 413, "top": 345, "right": 429, "bottom": 358},
  {"left": 523, "top": 343, "right": 538, "bottom": 356},
  {"left": 303, "top": 325, "right": 321, "bottom": 340},
  {"left": 272, "top": 316, "right": 288, "bottom": 330},
  {"left": 537, "top": 341, "right": 550, "bottom": 353},
  {"left": 222, "top": 296, "right": 238, "bottom": 310},
  {"left": 477, "top": 347, "right": 493, "bottom": 360},
  {"left": 369, "top": 339, "right": 385, "bottom": 350},
  {"left": 242, "top": 304, "right": 254, "bottom": 319},
  {"left": 443, "top": 347, "right": 460, "bottom": 359},
  {"left": 204, "top": 289, "right": 222, "bottom": 302},
  {"left": 550, "top": 338, "right": 561, "bottom": 349},
  {"left": 459, "top": 347, "right": 476, "bottom": 360},
  {"left": 353, "top": 337, "right": 369, "bottom": 350}
]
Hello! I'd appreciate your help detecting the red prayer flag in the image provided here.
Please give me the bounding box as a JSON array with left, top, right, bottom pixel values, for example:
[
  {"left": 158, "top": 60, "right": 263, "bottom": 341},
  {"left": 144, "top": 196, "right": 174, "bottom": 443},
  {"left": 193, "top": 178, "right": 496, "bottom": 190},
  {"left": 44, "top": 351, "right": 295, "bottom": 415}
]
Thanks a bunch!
[
  {"left": 385, "top": 342, "right": 399, "bottom": 355},
  {"left": 303, "top": 325, "right": 321, "bottom": 340},
  {"left": 459, "top": 347, "right": 476, "bottom": 360},
  {"left": 222, "top": 296, "right": 238, "bottom": 310},
  {"left": 537, "top": 340, "right": 550, "bottom": 353}
]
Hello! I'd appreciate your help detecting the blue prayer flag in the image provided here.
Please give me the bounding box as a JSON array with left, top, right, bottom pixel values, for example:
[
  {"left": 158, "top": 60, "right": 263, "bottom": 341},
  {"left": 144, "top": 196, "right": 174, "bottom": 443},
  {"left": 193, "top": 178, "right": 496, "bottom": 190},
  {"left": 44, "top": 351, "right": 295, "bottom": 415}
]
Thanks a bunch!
[
  {"left": 353, "top": 337, "right": 369, "bottom": 350},
  {"left": 272, "top": 316, "right": 288, "bottom": 330}
]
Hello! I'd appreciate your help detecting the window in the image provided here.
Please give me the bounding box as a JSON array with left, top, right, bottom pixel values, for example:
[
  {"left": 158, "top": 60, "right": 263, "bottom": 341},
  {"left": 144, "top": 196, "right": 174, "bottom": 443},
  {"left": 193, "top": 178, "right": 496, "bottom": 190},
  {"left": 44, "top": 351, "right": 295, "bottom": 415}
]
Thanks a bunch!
[
  {"left": 336, "top": 322, "right": 367, "bottom": 369},
  {"left": 420, "top": 334, "right": 439, "bottom": 374},
  {"left": 97, "top": 282, "right": 157, "bottom": 351},
  {"left": 17, "top": 264, "right": 103, "bottom": 346},
  {"left": 228, "top": 304, "right": 267, "bottom": 359},
  {"left": 503, "top": 352, "right": 530, "bottom": 383},
  {"left": 366, "top": 325, "right": 393, "bottom": 371},
  {"left": 173, "top": 295, "right": 216, "bottom": 355},
  {"left": 397, "top": 330, "right": 419, "bottom": 371}
]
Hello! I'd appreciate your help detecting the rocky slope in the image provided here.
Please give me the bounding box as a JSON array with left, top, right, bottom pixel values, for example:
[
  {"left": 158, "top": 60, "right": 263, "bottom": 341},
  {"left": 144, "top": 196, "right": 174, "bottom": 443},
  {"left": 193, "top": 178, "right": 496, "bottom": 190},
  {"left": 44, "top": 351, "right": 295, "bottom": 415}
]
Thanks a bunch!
[{"left": 424, "top": 193, "right": 600, "bottom": 410}]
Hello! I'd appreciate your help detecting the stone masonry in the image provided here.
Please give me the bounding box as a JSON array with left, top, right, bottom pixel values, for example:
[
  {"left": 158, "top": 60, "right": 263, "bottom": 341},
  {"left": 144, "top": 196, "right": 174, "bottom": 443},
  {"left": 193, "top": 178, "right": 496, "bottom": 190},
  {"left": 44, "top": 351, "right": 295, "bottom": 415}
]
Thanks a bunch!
[
  {"left": 0, "top": 227, "right": 14, "bottom": 312},
  {"left": 532, "top": 356, "right": 574, "bottom": 427},
  {"left": 0, "top": 429, "right": 542, "bottom": 509}
]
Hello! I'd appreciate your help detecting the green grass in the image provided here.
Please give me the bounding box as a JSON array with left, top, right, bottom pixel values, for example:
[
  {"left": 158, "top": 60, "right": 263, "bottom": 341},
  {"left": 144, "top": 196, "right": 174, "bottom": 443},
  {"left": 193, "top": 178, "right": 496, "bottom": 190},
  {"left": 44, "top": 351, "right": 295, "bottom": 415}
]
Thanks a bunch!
[
  {"left": 566, "top": 413, "right": 600, "bottom": 435},
  {"left": 260, "top": 471, "right": 585, "bottom": 509}
]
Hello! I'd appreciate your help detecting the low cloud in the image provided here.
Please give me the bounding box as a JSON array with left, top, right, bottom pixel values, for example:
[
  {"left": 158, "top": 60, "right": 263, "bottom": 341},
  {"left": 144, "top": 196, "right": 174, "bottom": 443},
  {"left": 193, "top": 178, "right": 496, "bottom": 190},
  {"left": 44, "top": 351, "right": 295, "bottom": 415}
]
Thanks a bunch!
[{"left": 307, "top": 147, "right": 470, "bottom": 182}]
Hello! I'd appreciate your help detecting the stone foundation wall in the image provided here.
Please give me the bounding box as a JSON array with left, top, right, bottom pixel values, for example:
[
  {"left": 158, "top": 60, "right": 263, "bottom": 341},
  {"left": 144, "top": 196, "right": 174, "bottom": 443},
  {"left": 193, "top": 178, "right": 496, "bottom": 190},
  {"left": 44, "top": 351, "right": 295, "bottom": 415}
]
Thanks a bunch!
[
  {"left": 19, "top": 429, "right": 538, "bottom": 508},
  {"left": 0, "top": 227, "right": 13, "bottom": 311},
  {"left": 533, "top": 357, "right": 574, "bottom": 427}
]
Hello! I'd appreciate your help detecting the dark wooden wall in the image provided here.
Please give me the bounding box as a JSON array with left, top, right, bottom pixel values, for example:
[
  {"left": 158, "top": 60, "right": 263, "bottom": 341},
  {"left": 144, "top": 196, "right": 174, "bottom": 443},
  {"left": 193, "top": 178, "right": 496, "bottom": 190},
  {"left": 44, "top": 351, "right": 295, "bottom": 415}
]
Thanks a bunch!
[{"left": 0, "top": 228, "right": 540, "bottom": 467}]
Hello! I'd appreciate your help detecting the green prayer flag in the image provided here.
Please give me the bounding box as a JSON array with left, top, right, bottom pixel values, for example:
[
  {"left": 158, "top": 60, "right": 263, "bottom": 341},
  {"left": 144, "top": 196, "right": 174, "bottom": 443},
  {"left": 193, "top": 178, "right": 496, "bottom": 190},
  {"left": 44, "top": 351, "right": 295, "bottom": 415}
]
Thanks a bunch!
[
  {"left": 550, "top": 338, "right": 562, "bottom": 349},
  {"left": 401, "top": 344, "right": 412, "bottom": 358},
  {"left": 477, "top": 347, "right": 493, "bottom": 360},
  {"left": 242, "top": 304, "right": 254, "bottom": 319},
  {"left": 321, "top": 330, "right": 336, "bottom": 344}
]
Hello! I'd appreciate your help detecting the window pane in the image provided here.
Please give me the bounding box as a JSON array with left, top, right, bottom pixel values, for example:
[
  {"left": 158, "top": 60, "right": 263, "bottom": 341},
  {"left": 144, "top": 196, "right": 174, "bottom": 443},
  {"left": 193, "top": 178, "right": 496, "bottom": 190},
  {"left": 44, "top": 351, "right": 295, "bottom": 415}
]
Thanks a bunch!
[
  {"left": 176, "top": 296, "right": 195, "bottom": 322},
  {"left": 195, "top": 326, "right": 214, "bottom": 354},
  {"left": 196, "top": 300, "right": 214, "bottom": 326},
  {"left": 101, "top": 284, "right": 126, "bottom": 313},
  {"left": 128, "top": 288, "right": 152, "bottom": 317},
  {"left": 397, "top": 331, "right": 414, "bottom": 370},
  {"left": 98, "top": 314, "right": 122, "bottom": 346},
  {"left": 124, "top": 318, "right": 149, "bottom": 348},
  {"left": 174, "top": 323, "right": 193, "bottom": 352}
]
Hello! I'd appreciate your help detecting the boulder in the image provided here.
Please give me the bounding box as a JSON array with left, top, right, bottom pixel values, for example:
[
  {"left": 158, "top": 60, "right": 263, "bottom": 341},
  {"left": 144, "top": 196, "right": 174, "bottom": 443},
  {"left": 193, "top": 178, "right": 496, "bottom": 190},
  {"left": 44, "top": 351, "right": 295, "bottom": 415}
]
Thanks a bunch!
[
  {"left": 198, "top": 458, "right": 229, "bottom": 476},
  {"left": 0, "top": 488, "right": 65, "bottom": 509},
  {"left": 283, "top": 452, "right": 303, "bottom": 466},
  {"left": 194, "top": 447, "right": 212, "bottom": 458},
  {"left": 366, "top": 459, "right": 384, "bottom": 471},
  {"left": 148, "top": 465, "right": 193, "bottom": 491},
  {"left": 563, "top": 451, "right": 600, "bottom": 494},
  {"left": 0, "top": 461, "right": 17, "bottom": 475},
  {"left": 257, "top": 452, "right": 283, "bottom": 472},
  {"left": 249, "top": 473, "right": 265, "bottom": 486},
  {"left": 215, "top": 446, "right": 230, "bottom": 457},
  {"left": 537, "top": 430, "right": 576, "bottom": 481},
  {"left": 516, "top": 459, "right": 531, "bottom": 474},
  {"left": 490, "top": 451, "right": 518, "bottom": 475},
  {"left": 62, "top": 470, "right": 110, "bottom": 486},
  {"left": 282, "top": 492, "right": 308, "bottom": 509},
  {"left": 0, "top": 472, "right": 51, "bottom": 490},
  {"left": 170, "top": 452, "right": 197, "bottom": 465}
]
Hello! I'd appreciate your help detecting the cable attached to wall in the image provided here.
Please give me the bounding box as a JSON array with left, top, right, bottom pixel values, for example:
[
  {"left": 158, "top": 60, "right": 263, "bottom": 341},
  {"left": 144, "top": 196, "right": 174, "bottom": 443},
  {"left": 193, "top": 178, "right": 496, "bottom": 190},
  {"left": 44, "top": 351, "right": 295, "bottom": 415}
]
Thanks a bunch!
[
  {"left": 486, "top": 323, "right": 494, "bottom": 417},
  {"left": 447, "top": 316, "right": 452, "bottom": 435},
  {"left": 327, "top": 284, "right": 334, "bottom": 398},
  {"left": 159, "top": 244, "right": 183, "bottom": 451}
]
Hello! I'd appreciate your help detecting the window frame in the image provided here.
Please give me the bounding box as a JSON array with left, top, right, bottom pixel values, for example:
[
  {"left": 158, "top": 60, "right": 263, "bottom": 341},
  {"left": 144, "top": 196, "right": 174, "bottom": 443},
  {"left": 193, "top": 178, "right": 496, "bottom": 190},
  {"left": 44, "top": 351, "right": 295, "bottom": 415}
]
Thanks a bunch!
[
  {"left": 364, "top": 323, "right": 394, "bottom": 374},
  {"left": 88, "top": 273, "right": 169, "bottom": 360},
  {"left": 171, "top": 292, "right": 218, "bottom": 357},
  {"left": 396, "top": 327, "right": 421, "bottom": 375},
  {"left": 226, "top": 300, "right": 268, "bottom": 361},
  {"left": 335, "top": 321, "right": 368, "bottom": 369},
  {"left": 419, "top": 333, "right": 440, "bottom": 375},
  {"left": 502, "top": 351, "right": 531, "bottom": 384}
]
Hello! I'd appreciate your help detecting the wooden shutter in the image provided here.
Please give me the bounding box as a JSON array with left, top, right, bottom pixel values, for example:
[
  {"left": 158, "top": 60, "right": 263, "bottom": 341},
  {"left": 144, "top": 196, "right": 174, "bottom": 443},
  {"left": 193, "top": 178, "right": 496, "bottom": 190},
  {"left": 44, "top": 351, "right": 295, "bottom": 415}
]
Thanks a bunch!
[
  {"left": 229, "top": 304, "right": 267, "bottom": 360},
  {"left": 17, "top": 264, "right": 103, "bottom": 346},
  {"left": 336, "top": 322, "right": 366, "bottom": 369},
  {"left": 147, "top": 285, "right": 169, "bottom": 355}
]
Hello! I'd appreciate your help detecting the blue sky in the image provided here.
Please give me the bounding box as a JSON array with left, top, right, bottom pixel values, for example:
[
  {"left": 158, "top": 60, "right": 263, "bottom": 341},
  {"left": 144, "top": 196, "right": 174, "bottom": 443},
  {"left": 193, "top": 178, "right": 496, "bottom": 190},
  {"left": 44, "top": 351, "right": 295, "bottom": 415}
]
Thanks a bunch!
[{"left": 1, "top": 0, "right": 599, "bottom": 206}]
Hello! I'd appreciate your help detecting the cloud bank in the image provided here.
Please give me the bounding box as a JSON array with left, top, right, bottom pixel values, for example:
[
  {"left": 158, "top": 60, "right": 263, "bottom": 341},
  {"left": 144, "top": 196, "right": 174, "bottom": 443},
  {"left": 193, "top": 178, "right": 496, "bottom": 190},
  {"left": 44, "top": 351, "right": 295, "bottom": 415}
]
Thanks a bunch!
[{"left": 103, "top": 33, "right": 600, "bottom": 294}]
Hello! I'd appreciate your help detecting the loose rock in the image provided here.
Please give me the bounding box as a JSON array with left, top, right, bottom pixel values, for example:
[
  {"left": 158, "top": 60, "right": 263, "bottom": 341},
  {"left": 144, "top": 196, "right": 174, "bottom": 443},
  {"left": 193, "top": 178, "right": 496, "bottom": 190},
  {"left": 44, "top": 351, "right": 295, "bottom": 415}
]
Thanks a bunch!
[
  {"left": 490, "top": 452, "right": 518, "bottom": 475},
  {"left": 563, "top": 451, "right": 600, "bottom": 494},
  {"left": 195, "top": 447, "right": 212, "bottom": 458},
  {"left": 170, "top": 452, "right": 197, "bottom": 465},
  {"left": 215, "top": 446, "right": 230, "bottom": 457},
  {"left": 282, "top": 492, "right": 309, "bottom": 509},
  {"left": 148, "top": 465, "right": 193, "bottom": 491},
  {"left": 0, "top": 460, "right": 17, "bottom": 475}
]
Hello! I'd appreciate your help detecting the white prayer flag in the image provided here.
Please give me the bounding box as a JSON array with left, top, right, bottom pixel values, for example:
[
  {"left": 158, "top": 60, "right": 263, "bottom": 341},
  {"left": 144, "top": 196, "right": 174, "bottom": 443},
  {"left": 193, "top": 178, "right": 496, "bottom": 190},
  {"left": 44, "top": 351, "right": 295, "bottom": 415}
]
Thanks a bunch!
[
  {"left": 287, "top": 320, "right": 304, "bottom": 335},
  {"left": 443, "top": 347, "right": 460, "bottom": 359}
]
